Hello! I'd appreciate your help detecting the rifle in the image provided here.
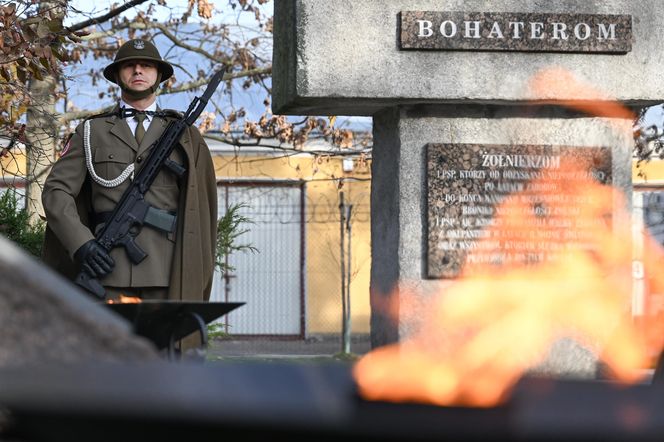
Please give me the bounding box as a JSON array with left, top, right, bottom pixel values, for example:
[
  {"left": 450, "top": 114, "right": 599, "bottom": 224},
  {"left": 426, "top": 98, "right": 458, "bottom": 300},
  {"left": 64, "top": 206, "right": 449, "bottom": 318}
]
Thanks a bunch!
[{"left": 75, "top": 67, "right": 226, "bottom": 298}]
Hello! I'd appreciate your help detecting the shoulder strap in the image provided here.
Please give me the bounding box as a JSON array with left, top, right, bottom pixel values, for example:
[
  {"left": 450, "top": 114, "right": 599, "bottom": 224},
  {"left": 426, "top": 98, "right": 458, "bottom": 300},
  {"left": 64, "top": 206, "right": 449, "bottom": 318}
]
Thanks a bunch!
[{"left": 84, "top": 109, "right": 117, "bottom": 121}]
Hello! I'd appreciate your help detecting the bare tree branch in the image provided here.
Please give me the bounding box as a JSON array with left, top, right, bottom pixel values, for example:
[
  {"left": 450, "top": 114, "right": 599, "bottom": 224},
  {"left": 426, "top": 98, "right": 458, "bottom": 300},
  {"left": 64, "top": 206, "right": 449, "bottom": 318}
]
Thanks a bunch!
[
  {"left": 161, "top": 67, "right": 272, "bottom": 95},
  {"left": 67, "top": 0, "right": 150, "bottom": 33},
  {"left": 148, "top": 22, "right": 223, "bottom": 63},
  {"left": 204, "top": 133, "right": 373, "bottom": 155}
]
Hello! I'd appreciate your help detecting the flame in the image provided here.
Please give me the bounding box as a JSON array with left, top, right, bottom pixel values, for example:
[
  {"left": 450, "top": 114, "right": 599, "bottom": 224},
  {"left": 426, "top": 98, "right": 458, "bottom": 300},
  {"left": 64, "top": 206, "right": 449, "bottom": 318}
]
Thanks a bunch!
[
  {"left": 107, "top": 295, "right": 142, "bottom": 304},
  {"left": 353, "top": 68, "right": 662, "bottom": 408},
  {"left": 528, "top": 66, "right": 635, "bottom": 120},
  {"left": 355, "top": 162, "right": 655, "bottom": 407}
]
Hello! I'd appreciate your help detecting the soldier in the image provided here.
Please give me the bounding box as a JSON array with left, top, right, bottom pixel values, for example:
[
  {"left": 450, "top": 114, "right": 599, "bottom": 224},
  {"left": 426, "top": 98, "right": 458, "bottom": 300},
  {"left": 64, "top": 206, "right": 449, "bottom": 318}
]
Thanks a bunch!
[{"left": 42, "top": 39, "right": 218, "bottom": 304}]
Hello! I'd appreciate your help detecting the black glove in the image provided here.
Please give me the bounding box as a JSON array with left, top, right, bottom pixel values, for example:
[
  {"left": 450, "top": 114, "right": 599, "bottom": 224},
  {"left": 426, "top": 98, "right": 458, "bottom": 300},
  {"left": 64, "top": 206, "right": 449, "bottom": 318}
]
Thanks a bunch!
[{"left": 74, "top": 240, "right": 115, "bottom": 279}]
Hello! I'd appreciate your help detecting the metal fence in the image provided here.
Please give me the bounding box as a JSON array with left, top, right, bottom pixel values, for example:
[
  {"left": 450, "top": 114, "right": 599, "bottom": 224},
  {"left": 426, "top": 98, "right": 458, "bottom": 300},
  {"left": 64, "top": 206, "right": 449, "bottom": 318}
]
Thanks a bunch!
[{"left": 209, "top": 181, "right": 372, "bottom": 357}]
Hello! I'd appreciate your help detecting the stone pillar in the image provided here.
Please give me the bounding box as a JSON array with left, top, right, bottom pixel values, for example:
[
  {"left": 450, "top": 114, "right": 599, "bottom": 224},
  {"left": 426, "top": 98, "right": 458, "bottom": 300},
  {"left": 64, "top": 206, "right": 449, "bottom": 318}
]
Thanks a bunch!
[
  {"left": 370, "top": 105, "right": 633, "bottom": 346},
  {"left": 273, "top": 1, "right": 661, "bottom": 358}
]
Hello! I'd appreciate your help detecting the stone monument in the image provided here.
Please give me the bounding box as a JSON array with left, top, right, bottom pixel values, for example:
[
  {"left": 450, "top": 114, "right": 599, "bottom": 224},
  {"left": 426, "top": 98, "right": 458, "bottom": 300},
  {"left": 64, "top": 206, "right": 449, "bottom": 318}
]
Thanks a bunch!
[
  {"left": 273, "top": 1, "right": 659, "bottom": 372},
  {"left": 0, "top": 234, "right": 157, "bottom": 367}
]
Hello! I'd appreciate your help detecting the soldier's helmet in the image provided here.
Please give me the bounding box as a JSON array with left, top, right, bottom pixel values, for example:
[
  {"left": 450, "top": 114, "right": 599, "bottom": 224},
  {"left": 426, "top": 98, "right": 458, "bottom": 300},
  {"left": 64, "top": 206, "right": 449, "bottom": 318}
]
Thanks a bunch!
[{"left": 103, "top": 39, "right": 174, "bottom": 84}]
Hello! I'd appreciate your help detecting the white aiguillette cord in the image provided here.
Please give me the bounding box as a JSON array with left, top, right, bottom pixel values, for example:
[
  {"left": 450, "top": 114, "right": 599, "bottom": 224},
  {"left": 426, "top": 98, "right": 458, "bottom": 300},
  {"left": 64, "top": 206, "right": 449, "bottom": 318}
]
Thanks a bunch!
[
  {"left": 83, "top": 119, "right": 135, "bottom": 188},
  {"left": 83, "top": 107, "right": 174, "bottom": 187}
]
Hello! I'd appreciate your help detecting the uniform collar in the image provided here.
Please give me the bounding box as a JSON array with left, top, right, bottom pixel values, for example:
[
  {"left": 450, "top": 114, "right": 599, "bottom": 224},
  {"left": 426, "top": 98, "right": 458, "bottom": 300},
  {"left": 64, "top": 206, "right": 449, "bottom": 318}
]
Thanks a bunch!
[{"left": 119, "top": 100, "right": 158, "bottom": 120}]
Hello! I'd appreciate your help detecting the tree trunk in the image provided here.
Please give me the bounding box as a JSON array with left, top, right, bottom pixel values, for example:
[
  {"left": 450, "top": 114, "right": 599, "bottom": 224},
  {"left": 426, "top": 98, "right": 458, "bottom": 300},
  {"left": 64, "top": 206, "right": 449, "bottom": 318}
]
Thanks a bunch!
[
  {"left": 25, "top": 75, "right": 58, "bottom": 224},
  {"left": 25, "top": 0, "right": 65, "bottom": 224}
]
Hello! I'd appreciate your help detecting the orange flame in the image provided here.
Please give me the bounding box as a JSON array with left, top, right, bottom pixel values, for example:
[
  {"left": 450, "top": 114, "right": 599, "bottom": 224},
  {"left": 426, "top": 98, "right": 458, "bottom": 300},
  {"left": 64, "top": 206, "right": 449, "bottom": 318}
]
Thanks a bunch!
[
  {"left": 107, "top": 295, "right": 142, "bottom": 304},
  {"left": 355, "top": 162, "right": 655, "bottom": 407},
  {"left": 353, "top": 68, "right": 661, "bottom": 408},
  {"left": 529, "top": 66, "right": 635, "bottom": 120}
]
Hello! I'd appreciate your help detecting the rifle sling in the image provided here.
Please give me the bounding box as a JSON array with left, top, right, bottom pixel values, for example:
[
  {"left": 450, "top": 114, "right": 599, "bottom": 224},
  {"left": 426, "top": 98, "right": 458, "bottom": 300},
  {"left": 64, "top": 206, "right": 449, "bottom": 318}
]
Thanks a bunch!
[{"left": 95, "top": 207, "right": 177, "bottom": 234}]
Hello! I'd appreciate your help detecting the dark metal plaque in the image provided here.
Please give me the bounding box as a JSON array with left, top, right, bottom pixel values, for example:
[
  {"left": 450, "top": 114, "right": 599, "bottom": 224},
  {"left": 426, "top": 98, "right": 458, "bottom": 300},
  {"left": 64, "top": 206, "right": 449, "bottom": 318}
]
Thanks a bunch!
[
  {"left": 400, "top": 12, "right": 632, "bottom": 53},
  {"left": 426, "top": 144, "right": 612, "bottom": 279}
]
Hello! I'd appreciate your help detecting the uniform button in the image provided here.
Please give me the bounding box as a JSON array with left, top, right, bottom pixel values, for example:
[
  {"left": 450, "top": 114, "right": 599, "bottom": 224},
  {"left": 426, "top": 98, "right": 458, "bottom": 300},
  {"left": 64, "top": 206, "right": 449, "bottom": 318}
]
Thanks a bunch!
[
  {"left": 137, "top": 156, "right": 143, "bottom": 163},
  {"left": 108, "top": 154, "right": 114, "bottom": 159}
]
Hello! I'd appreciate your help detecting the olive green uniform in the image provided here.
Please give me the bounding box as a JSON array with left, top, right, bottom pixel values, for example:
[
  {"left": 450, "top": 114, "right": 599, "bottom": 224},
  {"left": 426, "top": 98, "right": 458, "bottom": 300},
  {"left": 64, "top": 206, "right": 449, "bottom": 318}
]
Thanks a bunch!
[{"left": 42, "top": 108, "right": 218, "bottom": 302}]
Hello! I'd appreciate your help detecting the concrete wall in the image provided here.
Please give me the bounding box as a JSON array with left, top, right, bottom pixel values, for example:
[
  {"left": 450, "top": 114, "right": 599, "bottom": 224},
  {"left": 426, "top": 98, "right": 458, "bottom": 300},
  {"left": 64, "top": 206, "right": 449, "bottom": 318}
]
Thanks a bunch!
[{"left": 274, "top": 0, "right": 664, "bottom": 116}]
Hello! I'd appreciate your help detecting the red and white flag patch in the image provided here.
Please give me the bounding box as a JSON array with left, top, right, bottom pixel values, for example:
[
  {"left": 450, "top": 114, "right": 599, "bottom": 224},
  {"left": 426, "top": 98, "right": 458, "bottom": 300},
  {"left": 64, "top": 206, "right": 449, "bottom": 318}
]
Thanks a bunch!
[{"left": 61, "top": 137, "right": 72, "bottom": 157}]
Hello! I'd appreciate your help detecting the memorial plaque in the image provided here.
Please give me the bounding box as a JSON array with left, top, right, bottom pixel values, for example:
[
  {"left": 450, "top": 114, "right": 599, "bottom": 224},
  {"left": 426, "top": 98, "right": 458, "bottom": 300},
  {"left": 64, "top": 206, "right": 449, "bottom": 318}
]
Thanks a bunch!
[
  {"left": 400, "top": 11, "right": 632, "bottom": 53},
  {"left": 426, "top": 144, "right": 612, "bottom": 279}
]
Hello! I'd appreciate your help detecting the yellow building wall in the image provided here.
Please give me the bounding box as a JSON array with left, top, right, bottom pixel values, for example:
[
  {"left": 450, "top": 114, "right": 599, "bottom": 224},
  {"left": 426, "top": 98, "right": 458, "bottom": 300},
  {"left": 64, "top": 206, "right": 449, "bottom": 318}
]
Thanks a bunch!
[
  {"left": 633, "top": 158, "right": 664, "bottom": 184},
  {"left": 0, "top": 148, "right": 26, "bottom": 178},
  {"left": 213, "top": 152, "right": 372, "bottom": 335},
  {"left": 3, "top": 146, "right": 373, "bottom": 335}
]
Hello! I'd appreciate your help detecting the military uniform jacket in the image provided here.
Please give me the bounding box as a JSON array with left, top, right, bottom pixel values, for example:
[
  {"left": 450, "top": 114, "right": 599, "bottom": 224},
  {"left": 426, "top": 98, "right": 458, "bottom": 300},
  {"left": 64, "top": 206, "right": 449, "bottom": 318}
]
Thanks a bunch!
[{"left": 42, "top": 107, "right": 218, "bottom": 301}]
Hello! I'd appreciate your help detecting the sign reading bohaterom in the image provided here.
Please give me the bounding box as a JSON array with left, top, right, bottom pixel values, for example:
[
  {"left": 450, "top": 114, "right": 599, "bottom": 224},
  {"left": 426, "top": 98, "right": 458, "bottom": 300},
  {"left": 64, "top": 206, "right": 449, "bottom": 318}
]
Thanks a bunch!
[{"left": 400, "top": 11, "right": 632, "bottom": 53}]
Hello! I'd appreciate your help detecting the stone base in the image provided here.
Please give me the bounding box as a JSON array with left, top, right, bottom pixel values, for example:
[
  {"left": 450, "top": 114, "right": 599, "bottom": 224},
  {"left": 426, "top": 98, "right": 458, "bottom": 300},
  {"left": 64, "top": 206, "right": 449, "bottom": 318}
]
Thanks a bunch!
[{"left": 0, "top": 235, "right": 157, "bottom": 368}]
